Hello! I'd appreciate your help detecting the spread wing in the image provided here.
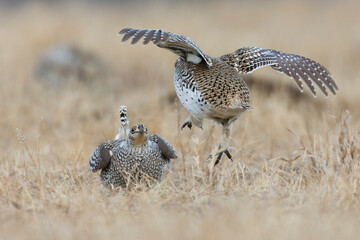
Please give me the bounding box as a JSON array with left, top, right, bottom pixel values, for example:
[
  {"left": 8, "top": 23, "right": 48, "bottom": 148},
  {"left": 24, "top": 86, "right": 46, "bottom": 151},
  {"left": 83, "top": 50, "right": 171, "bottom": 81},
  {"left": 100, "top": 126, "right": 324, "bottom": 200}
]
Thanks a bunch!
[
  {"left": 220, "top": 47, "right": 338, "bottom": 96},
  {"left": 119, "top": 28, "right": 212, "bottom": 66},
  {"left": 89, "top": 140, "right": 118, "bottom": 172},
  {"left": 148, "top": 134, "right": 177, "bottom": 160}
]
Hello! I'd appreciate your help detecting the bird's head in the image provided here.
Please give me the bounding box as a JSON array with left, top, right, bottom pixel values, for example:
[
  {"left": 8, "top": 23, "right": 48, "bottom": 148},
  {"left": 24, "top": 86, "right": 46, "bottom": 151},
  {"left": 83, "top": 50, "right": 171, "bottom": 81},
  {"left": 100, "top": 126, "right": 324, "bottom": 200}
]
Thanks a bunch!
[{"left": 129, "top": 124, "right": 148, "bottom": 146}]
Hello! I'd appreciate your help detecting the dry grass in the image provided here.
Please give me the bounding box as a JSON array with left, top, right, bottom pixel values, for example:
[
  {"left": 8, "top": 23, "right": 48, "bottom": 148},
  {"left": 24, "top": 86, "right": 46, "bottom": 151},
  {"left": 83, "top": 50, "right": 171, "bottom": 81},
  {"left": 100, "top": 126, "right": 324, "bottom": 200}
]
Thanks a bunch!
[{"left": 1, "top": 1, "right": 360, "bottom": 239}]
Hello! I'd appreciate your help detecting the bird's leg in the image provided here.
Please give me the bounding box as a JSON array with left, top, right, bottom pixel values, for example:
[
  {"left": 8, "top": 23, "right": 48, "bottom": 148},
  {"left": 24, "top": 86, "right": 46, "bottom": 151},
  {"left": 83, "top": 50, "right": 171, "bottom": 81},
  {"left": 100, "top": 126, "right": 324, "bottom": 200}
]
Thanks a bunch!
[{"left": 209, "top": 120, "right": 233, "bottom": 165}]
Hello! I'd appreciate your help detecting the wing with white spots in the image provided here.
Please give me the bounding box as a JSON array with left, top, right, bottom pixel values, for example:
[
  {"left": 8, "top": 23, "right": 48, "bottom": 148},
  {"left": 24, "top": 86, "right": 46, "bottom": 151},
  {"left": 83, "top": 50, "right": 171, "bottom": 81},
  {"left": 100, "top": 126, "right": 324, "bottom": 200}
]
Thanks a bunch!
[
  {"left": 220, "top": 47, "right": 338, "bottom": 96},
  {"left": 90, "top": 140, "right": 119, "bottom": 172},
  {"left": 119, "top": 28, "right": 212, "bottom": 66},
  {"left": 148, "top": 134, "right": 177, "bottom": 160}
]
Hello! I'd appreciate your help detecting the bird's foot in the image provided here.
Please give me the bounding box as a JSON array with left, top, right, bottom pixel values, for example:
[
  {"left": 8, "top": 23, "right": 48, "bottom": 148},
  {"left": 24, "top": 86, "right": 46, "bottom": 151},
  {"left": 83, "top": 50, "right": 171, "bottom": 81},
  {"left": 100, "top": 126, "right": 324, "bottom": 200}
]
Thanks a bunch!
[
  {"left": 181, "top": 120, "right": 192, "bottom": 130},
  {"left": 208, "top": 149, "right": 232, "bottom": 165}
]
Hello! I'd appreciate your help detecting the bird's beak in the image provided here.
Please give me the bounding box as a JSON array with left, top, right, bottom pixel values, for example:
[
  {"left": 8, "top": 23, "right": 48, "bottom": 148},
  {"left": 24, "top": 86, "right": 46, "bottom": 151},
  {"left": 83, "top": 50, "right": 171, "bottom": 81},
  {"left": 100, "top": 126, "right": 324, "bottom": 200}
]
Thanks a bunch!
[{"left": 138, "top": 125, "right": 146, "bottom": 134}]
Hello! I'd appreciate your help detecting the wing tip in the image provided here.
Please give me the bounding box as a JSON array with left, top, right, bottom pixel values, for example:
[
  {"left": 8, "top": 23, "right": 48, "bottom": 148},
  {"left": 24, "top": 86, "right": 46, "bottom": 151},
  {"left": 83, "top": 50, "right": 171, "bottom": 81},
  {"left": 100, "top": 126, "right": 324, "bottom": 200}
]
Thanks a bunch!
[
  {"left": 118, "top": 28, "right": 133, "bottom": 35},
  {"left": 89, "top": 159, "right": 98, "bottom": 172}
]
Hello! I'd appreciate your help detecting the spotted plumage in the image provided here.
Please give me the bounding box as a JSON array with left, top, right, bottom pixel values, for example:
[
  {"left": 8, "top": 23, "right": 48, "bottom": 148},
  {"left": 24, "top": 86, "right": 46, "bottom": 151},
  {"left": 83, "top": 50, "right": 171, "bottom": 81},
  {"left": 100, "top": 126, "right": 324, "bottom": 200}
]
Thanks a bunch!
[
  {"left": 119, "top": 28, "right": 338, "bottom": 164},
  {"left": 90, "top": 124, "right": 177, "bottom": 188},
  {"left": 220, "top": 47, "right": 337, "bottom": 96}
]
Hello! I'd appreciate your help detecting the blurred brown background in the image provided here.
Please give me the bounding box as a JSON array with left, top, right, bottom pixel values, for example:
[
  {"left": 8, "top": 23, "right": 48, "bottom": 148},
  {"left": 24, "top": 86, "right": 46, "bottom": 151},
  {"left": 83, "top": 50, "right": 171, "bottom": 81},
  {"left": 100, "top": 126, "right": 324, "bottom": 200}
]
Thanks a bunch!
[{"left": 1, "top": 0, "right": 360, "bottom": 239}]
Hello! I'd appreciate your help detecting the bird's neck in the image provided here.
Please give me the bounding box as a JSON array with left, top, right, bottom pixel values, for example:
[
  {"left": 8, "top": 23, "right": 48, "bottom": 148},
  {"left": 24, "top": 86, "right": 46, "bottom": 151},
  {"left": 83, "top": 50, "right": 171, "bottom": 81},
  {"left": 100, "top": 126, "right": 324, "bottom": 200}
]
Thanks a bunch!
[{"left": 130, "top": 135, "right": 147, "bottom": 146}]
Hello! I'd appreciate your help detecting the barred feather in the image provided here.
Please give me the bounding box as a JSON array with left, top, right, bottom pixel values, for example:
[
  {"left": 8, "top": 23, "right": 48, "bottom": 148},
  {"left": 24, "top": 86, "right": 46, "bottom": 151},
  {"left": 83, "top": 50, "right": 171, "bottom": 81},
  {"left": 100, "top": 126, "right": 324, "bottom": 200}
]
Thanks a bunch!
[
  {"left": 115, "top": 105, "right": 130, "bottom": 140},
  {"left": 148, "top": 134, "right": 178, "bottom": 159},
  {"left": 119, "top": 28, "right": 212, "bottom": 66},
  {"left": 89, "top": 140, "right": 117, "bottom": 172},
  {"left": 220, "top": 47, "right": 337, "bottom": 96}
]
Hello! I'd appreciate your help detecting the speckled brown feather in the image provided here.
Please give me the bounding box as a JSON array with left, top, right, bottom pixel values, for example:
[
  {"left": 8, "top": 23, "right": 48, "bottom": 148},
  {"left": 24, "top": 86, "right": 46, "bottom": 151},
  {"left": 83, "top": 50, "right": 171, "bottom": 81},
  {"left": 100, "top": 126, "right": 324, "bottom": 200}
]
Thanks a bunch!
[{"left": 187, "top": 59, "right": 250, "bottom": 111}]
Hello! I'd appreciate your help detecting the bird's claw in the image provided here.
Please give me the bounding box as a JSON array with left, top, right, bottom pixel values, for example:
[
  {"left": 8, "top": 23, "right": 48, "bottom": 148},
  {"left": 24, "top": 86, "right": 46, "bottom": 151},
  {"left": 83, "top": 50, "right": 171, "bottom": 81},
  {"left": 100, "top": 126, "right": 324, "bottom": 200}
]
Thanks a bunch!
[
  {"left": 208, "top": 149, "right": 233, "bottom": 165},
  {"left": 224, "top": 149, "right": 232, "bottom": 160},
  {"left": 181, "top": 121, "right": 192, "bottom": 130}
]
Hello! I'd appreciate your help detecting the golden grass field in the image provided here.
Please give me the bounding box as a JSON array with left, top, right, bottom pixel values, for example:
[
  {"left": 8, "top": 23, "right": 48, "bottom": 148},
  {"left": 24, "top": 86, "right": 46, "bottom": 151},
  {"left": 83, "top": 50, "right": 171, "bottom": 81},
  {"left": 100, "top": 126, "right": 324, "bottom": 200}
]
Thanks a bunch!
[{"left": 1, "top": 1, "right": 360, "bottom": 239}]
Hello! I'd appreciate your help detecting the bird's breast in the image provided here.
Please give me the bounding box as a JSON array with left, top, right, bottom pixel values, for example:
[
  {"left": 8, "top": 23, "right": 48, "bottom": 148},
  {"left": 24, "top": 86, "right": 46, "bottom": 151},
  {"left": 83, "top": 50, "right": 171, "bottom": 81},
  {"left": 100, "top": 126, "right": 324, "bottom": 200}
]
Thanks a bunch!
[{"left": 174, "top": 61, "right": 211, "bottom": 118}]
